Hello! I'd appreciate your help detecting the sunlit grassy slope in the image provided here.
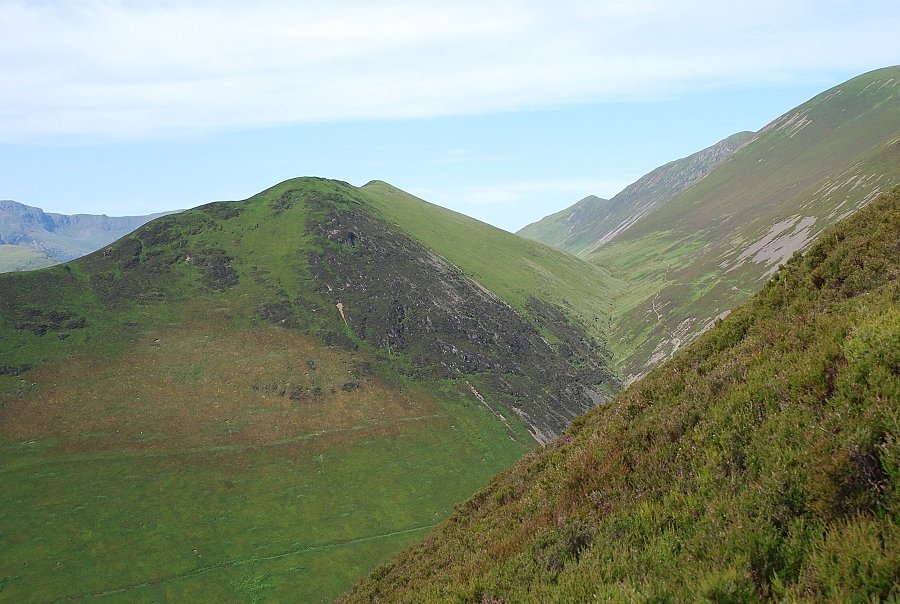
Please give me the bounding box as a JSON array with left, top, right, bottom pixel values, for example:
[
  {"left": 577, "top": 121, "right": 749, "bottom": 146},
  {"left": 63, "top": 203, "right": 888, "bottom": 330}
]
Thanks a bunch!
[
  {"left": 342, "top": 187, "right": 900, "bottom": 603},
  {"left": 0, "top": 177, "right": 617, "bottom": 602},
  {"left": 590, "top": 66, "right": 900, "bottom": 380}
]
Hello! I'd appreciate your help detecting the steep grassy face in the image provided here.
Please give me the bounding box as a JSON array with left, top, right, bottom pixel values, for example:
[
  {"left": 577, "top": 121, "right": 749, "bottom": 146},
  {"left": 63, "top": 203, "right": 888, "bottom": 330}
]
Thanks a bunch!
[
  {"left": 302, "top": 190, "right": 617, "bottom": 441},
  {"left": 342, "top": 187, "right": 900, "bottom": 603},
  {"left": 0, "top": 177, "right": 617, "bottom": 601},
  {"left": 517, "top": 131, "right": 753, "bottom": 255},
  {"left": 591, "top": 66, "right": 900, "bottom": 380}
]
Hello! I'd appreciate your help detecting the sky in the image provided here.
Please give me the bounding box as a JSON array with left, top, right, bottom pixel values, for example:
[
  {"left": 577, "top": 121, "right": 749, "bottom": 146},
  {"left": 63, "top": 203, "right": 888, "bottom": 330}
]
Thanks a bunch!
[{"left": 1, "top": 1, "right": 899, "bottom": 232}]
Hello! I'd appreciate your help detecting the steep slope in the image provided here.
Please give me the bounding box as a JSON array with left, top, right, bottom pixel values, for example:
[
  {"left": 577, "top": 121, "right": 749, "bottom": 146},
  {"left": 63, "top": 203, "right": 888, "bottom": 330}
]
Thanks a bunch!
[
  {"left": 591, "top": 66, "right": 900, "bottom": 380},
  {"left": 361, "top": 180, "right": 617, "bottom": 363},
  {"left": 517, "top": 132, "right": 753, "bottom": 255},
  {"left": 0, "top": 178, "right": 617, "bottom": 602},
  {"left": 0, "top": 199, "right": 172, "bottom": 270},
  {"left": 342, "top": 187, "right": 900, "bottom": 603}
]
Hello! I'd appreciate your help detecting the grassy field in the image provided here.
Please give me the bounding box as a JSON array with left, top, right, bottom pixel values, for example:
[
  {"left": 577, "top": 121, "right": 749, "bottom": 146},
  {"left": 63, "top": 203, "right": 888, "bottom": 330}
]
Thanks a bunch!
[{"left": 0, "top": 302, "right": 532, "bottom": 602}]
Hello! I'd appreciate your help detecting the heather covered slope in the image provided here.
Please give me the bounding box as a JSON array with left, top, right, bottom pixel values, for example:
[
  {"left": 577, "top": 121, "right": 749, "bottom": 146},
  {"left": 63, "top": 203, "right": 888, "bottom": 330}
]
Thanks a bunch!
[
  {"left": 516, "top": 131, "right": 753, "bottom": 255},
  {"left": 0, "top": 177, "right": 617, "bottom": 601},
  {"left": 591, "top": 66, "right": 900, "bottom": 380},
  {"left": 342, "top": 188, "right": 900, "bottom": 603}
]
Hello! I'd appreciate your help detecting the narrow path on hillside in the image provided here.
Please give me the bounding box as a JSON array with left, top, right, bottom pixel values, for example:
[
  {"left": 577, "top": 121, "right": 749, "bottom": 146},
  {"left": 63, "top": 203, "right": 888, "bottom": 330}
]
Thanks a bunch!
[{"left": 49, "top": 523, "right": 437, "bottom": 603}]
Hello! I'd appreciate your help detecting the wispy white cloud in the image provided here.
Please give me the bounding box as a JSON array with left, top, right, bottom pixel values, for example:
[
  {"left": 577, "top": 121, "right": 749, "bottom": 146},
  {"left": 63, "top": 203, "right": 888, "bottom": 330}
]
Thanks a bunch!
[{"left": 1, "top": 0, "right": 897, "bottom": 140}]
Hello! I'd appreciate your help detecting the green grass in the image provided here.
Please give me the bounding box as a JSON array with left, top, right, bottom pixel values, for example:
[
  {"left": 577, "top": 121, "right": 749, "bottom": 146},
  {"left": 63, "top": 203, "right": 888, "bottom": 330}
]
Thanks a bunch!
[
  {"left": 517, "top": 131, "right": 755, "bottom": 256},
  {"left": 0, "top": 305, "right": 533, "bottom": 602},
  {"left": 341, "top": 186, "right": 900, "bottom": 603}
]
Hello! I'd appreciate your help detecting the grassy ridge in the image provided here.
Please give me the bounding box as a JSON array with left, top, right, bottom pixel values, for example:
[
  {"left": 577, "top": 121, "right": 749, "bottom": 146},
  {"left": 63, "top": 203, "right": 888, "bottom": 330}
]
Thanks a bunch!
[
  {"left": 0, "top": 175, "right": 622, "bottom": 601},
  {"left": 342, "top": 187, "right": 900, "bottom": 602}
]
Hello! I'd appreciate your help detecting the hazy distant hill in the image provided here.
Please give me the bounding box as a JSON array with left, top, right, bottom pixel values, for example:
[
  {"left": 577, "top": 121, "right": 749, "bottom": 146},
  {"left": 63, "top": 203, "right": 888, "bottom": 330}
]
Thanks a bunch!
[
  {"left": 0, "top": 199, "right": 172, "bottom": 272},
  {"left": 342, "top": 186, "right": 900, "bottom": 604},
  {"left": 517, "top": 131, "right": 754, "bottom": 255},
  {"left": 0, "top": 177, "right": 618, "bottom": 602}
]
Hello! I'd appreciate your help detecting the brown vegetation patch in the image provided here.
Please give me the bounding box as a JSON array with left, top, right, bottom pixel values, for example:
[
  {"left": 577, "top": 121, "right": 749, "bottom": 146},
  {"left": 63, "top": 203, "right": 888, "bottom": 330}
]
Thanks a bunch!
[{"left": 0, "top": 319, "right": 440, "bottom": 455}]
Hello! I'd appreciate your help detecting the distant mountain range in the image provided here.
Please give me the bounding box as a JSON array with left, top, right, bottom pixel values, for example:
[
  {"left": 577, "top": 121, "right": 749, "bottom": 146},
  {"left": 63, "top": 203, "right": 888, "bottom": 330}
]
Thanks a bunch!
[{"left": 0, "top": 200, "right": 173, "bottom": 272}]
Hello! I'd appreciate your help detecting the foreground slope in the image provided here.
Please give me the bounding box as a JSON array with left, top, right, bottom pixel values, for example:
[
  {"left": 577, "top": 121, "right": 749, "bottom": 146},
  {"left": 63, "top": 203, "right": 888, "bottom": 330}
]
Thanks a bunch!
[
  {"left": 591, "top": 66, "right": 900, "bottom": 379},
  {"left": 517, "top": 132, "right": 753, "bottom": 255},
  {"left": 0, "top": 199, "right": 171, "bottom": 271},
  {"left": 0, "top": 178, "right": 616, "bottom": 602},
  {"left": 343, "top": 187, "right": 899, "bottom": 603}
]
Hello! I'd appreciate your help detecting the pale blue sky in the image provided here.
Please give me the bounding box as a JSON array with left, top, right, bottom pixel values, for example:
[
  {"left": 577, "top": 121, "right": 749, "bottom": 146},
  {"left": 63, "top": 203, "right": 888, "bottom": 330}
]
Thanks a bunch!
[{"left": 1, "top": 1, "right": 898, "bottom": 231}]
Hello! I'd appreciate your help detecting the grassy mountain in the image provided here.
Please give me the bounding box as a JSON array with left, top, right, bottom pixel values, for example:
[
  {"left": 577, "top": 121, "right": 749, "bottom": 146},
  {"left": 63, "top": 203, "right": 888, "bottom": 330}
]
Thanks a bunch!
[
  {"left": 0, "top": 177, "right": 618, "bottom": 602},
  {"left": 0, "top": 199, "right": 172, "bottom": 271},
  {"left": 517, "top": 132, "right": 754, "bottom": 255},
  {"left": 590, "top": 66, "right": 900, "bottom": 380},
  {"left": 342, "top": 186, "right": 900, "bottom": 603}
]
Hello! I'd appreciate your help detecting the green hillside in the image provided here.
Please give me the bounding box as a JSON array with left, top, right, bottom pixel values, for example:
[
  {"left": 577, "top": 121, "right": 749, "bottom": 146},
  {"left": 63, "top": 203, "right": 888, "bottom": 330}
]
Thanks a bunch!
[
  {"left": 342, "top": 186, "right": 900, "bottom": 603},
  {"left": 590, "top": 66, "right": 900, "bottom": 380},
  {"left": 517, "top": 132, "right": 753, "bottom": 255},
  {"left": 0, "top": 178, "right": 617, "bottom": 602}
]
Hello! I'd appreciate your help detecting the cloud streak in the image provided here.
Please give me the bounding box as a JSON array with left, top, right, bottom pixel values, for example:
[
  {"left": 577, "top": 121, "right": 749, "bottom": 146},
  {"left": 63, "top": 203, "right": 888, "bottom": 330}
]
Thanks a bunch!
[{"left": 1, "top": 0, "right": 898, "bottom": 140}]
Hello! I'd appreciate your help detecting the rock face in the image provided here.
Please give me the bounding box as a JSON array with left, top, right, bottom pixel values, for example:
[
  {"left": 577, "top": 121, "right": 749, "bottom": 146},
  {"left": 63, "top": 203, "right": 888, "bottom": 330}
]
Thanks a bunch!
[
  {"left": 517, "top": 131, "right": 754, "bottom": 255},
  {"left": 300, "top": 189, "right": 619, "bottom": 442}
]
